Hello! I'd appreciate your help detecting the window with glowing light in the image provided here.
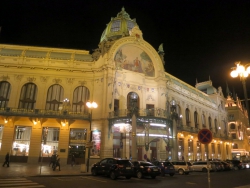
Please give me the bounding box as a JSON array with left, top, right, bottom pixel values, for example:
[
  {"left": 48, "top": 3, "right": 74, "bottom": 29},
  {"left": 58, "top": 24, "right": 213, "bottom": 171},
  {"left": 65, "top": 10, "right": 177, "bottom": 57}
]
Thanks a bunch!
[
  {"left": 38, "top": 127, "right": 60, "bottom": 162},
  {"left": 12, "top": 126, "right": 32, "bottom": 157},
  {"left": 196, "top": 141, "right": 201, "bottom": 161}
]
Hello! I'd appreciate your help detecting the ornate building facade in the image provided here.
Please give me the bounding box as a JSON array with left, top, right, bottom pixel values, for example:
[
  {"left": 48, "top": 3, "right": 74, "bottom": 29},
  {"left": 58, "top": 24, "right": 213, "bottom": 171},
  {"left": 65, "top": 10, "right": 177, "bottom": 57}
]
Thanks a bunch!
[{"left": 0, "top": 8, "right": 240, "bottom": 167}]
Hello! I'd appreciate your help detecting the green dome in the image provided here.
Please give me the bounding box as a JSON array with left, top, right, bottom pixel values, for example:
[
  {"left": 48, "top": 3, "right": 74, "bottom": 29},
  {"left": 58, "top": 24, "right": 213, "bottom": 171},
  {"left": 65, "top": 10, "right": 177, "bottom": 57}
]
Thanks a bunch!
[{"left": 100, "top": 7, "right": 139, "bottom": 42}]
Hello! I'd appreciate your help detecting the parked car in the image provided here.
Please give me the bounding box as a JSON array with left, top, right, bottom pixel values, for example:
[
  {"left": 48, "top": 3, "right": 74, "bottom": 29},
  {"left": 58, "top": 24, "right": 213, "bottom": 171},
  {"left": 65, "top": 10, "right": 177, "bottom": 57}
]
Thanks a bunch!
[
  {"left": 192, "top": 161, "right": 213, "bottom": 172},
  {"left": 171, "top": 161, "right": 192, "bottom": 175},
  {"left": 220, "top": 161, "right": 232, "bottom": 171},
  {"left": 210, "top": 161, "right": 224, "bottom": 171},
  {"left": 132, "top": 161, "right": 161, "bottom": 179},
  {"left": 152, "top": 161, "right": 175, "bottom": 176},
  {"left": 91, "top": 158, "right": 134, "bottom": 180},
  {"left": 226, "top": 160, "right": 243, "bottom": 170}
]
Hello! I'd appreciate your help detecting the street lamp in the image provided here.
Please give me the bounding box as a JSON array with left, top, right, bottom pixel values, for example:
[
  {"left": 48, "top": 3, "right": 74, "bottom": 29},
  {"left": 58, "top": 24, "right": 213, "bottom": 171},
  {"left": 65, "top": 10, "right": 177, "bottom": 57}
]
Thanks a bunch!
[
  {"left": 230, "top": 61, "right": 250, "bottom": 124},
  {"left": 86, "top": 101, "right": 98, "bottom": 172},
  {"left": 130, "top": 92, "right": 138, "bottom": 161}
]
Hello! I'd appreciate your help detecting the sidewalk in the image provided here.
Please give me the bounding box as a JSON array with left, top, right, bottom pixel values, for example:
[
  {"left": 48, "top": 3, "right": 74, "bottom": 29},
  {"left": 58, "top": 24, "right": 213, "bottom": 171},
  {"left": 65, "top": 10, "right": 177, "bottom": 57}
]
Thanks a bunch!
[{"left": 0, "top": 163, "right": 92, "bottom": 178}]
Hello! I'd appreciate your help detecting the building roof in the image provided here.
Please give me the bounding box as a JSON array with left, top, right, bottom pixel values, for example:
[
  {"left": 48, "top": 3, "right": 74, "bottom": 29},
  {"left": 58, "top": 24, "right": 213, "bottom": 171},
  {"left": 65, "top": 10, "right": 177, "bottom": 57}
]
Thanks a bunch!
[{"left": 100, "top": 7, "right": 139, "bottom": 42}]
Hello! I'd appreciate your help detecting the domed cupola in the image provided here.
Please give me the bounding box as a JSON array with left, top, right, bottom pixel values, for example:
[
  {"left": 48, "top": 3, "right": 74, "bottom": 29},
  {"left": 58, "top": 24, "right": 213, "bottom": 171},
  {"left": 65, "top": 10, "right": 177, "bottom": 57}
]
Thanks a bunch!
[{"left": 100, "top": 7, "right": 139, "bottom": 42}]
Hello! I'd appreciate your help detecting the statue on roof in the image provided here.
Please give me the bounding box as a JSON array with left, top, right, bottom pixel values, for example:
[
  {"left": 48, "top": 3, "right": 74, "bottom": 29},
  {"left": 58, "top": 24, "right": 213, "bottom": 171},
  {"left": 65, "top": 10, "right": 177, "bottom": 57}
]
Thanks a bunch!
[{"left": 158, "top": 43, "right": 165, "bottom": 67}]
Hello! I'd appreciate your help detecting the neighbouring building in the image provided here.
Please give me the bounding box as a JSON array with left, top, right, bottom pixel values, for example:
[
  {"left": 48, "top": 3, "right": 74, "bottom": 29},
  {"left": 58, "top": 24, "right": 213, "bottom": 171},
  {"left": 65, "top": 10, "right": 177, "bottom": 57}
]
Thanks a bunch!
[
  {"left": 225, "top": 90, "right": 250, "bottom": 160},
  {"left": 1, "top": 8, "right": 247, "bottom": 168}
]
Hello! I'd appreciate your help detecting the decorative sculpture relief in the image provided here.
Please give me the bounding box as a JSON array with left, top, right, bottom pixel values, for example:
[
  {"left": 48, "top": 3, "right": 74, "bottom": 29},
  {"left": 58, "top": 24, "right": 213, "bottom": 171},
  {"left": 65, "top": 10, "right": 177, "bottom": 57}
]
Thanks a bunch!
[
  {"left": 79, "top": 81, "right": 86, "bottom": 86},
  {"left": 27, "top": 77, "right": 36, "bottom": 82},
  {"left": 66, "top": 78, "right": 74, "bottom": 84},
  {"left": 53, "top": 78, "right": 62, "bottom": 84},
  {"left": 40, "top": 76, "right": 48, "bottom": 83},
  {"left": 0, "top": 75, "right": 10, "bottom": 81},
  {"left": 14, "top": 75, "right": 23, "bottom": 81}
]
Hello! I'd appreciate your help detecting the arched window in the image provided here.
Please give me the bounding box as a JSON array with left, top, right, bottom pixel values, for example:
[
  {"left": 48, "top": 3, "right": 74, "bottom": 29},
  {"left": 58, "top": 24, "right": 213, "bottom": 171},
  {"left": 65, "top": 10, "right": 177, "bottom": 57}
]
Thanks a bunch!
[
  {"left": 0, "top": 81, "right": 11, "bottom": 108},
  {"left": 194, "top": 111, "right": 198, "bottom": 128},
  {"left": 45, "top": 84, "right": 64, "bottom": 110},
  {"left": 127, "top": 92, "right": 139, "bottom": 113},
  {"left": 208, "top": 116, "right": 212, "bottom": 130},
  {"left": 185, "top": 108, "right": 191, "bottom": 126},
  {"left": 72, "top": 86, "right": 90, "bottom": 113},
  {"left": 214, "top": 119, "right": 218, "bottom": 133},
  {"left": 18, "top": 83, "right": 37, "bottom": 109},
  {"left": 201, "top": 114, "right": 206, "bottom": 128}
]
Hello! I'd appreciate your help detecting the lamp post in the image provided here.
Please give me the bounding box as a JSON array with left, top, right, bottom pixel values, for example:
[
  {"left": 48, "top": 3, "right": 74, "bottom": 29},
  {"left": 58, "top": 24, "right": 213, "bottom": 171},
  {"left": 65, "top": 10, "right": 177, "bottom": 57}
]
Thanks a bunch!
[
  {"left": 130, "top": 92, "right": 138, "bottom": 161},
  {"left": 170, "top": 98, "right": 178, "bottom": 161},
  {"left": 230, "top": 62, "right": 250, "bottom": 124},
  {"left": 86, "top": 101, "right": 98, "bottom": 172}
]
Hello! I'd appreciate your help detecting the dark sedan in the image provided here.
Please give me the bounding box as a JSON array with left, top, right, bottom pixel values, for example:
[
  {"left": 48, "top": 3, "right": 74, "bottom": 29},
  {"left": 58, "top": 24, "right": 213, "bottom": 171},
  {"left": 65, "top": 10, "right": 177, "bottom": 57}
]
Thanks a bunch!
[
  {"left": 132, "top": 161, "right": 161, "bottom": 179},
  {"left": 91, "top": 158, "right": 134, "bottom": 180},
  {"left": 152, "top": 161, "right": 175, "bottom": 176}
]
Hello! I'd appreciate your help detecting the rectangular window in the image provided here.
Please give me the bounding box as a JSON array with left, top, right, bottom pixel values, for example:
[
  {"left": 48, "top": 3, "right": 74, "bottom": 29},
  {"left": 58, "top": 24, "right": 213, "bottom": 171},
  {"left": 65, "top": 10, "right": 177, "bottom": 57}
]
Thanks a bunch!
[
  {"left": 68, "top": 128, "right": 87, "bottom": 164},
  {"left": 91, "top": 130, "right": 101, "bottom": 157},
  {"left": 12, "top": 126, "right": 32, "bottom": 156},
  {"left": 41, "top": 127, "right": 60, "bottom": 158}
]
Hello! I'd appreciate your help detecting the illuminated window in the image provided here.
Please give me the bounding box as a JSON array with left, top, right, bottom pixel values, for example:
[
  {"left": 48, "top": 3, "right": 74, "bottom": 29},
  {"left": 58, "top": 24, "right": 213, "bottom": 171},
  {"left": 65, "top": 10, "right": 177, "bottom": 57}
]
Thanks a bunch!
[
  {"left": 12, "top": 126, "right": 32, "bottom": 157},
  {"left": 40, "top": 127, "right": 60, "bottom": 159}
]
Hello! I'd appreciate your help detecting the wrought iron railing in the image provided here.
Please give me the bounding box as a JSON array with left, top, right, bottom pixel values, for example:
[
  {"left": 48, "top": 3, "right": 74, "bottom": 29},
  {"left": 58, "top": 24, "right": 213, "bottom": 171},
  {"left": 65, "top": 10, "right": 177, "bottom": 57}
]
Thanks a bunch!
[
  {"left": 0, "top": 107, "right": 90, "bottom": 120},
  {"left": 108, "top": 108, "right": 171, "bottom": 119}
]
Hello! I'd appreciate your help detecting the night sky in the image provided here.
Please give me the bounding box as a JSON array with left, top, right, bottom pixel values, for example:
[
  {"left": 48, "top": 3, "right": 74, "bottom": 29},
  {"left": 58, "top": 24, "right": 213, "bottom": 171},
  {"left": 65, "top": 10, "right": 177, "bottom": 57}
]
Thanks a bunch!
[{"left": 1, "top": 0, "right": 250, "bottom": 100}]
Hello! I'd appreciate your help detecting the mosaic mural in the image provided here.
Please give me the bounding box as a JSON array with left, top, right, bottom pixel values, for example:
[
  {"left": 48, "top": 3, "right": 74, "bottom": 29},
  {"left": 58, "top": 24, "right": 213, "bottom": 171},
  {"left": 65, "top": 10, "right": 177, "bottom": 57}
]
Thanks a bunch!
[{"left": 114, "top": 45, "right": 155, "bottom": 77}]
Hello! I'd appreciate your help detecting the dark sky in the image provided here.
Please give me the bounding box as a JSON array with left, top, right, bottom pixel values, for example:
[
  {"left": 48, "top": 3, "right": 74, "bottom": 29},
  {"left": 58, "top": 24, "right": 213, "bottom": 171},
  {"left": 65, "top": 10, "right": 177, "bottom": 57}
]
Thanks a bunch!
[{"left": 1, "top": 0, "right": 250, "bottom": 100}]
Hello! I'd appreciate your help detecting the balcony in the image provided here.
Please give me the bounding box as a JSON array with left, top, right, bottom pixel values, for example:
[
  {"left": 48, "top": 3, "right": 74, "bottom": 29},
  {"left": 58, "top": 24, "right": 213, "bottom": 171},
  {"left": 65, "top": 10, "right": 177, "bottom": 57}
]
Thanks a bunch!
[
  {"left": 177, "top": 124, "right": 199, "bottom": 133},
  {"left": 108, "top": 108, "right": 171, "bottom": 119},
  {"left": 0, "top": 107, "right": 90, "bottom": 120}
]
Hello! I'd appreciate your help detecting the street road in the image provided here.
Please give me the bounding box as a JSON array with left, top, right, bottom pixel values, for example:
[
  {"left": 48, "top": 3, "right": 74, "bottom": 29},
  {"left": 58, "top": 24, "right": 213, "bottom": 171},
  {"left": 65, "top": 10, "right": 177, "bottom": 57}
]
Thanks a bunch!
[{"left": 1, "top": 169, "right": 250, "bottom": 188}]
